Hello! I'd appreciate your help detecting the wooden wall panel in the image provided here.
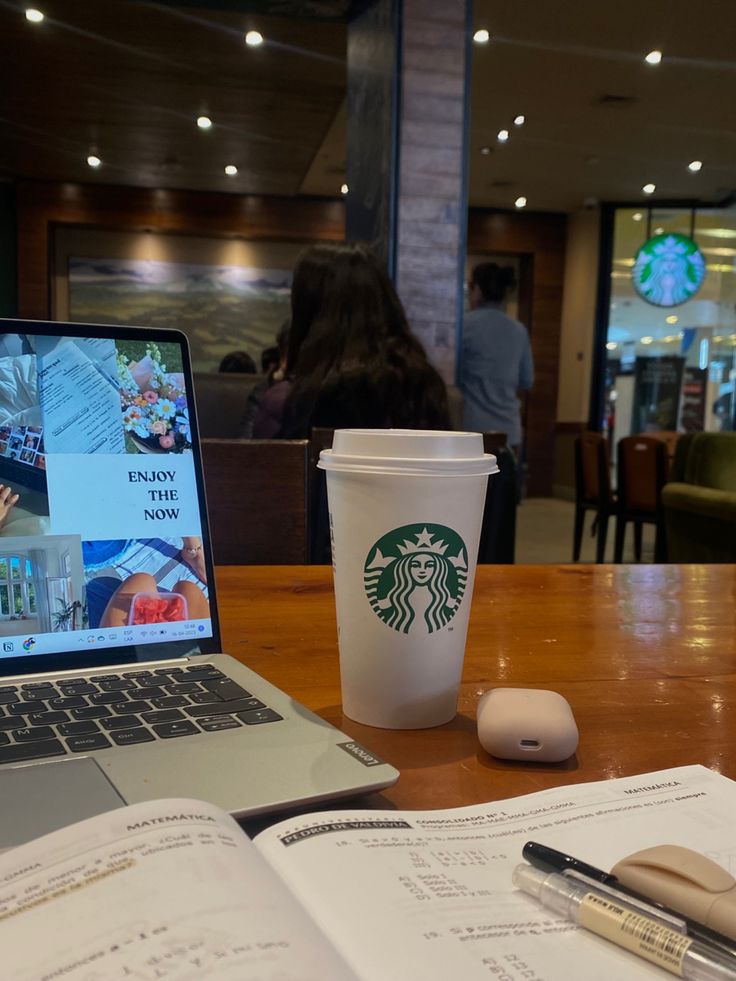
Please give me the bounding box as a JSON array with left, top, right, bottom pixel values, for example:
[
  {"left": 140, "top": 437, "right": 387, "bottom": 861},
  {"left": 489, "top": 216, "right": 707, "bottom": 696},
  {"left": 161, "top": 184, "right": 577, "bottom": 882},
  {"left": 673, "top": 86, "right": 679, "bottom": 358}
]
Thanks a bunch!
[
  {"left": 467, "top": 209, "right": 568, "bottom": 497},
  {"left": 0, "top": 186, "right": 16, "bottom": 318},
  {"left": 15, "top": 181, "right": 345, "bottom": 321},
  {"left": 14, "top": 180, "right": 569, "bottom": 498}
]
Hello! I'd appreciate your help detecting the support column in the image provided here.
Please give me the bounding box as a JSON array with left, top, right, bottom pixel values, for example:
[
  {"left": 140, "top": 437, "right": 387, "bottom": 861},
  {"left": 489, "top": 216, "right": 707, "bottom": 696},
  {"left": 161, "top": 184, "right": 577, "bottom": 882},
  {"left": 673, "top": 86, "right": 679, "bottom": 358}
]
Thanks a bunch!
[{"left": 347, "top": 0, "right": 471, "bottom": 384}]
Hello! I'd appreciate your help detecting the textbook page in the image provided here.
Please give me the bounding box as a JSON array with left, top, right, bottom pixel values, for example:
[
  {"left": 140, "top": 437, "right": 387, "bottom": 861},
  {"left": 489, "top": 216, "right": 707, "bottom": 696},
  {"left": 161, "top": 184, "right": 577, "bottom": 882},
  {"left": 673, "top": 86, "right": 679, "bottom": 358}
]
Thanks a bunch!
[
  {"left": 255, "top": 764, "right": 736, "bottom": 981},
  {"left": 0, "top": 797, "right": 355, "bottom": 981}
]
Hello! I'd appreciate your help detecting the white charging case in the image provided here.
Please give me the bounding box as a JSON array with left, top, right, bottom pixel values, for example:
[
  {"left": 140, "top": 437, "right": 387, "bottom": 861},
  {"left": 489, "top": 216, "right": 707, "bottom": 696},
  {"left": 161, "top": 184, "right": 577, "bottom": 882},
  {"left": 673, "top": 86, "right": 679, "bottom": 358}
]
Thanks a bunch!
[{"left": 477, "top": 688, "right": 579, "bottom": 763}]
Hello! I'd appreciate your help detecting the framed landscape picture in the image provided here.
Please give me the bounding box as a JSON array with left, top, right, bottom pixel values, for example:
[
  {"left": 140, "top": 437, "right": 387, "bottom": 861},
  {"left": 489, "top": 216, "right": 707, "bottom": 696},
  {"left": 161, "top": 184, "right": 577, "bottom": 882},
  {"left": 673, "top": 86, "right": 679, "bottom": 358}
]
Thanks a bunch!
[{"left": 54, "top": 229, "right": 306, "bottom": 372}]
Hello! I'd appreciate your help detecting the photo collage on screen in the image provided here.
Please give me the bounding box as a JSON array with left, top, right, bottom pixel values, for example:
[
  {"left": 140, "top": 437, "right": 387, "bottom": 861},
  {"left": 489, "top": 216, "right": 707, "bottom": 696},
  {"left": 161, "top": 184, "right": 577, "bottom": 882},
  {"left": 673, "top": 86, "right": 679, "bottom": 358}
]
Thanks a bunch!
[{"left": 0, "top": 332, "right": 211, "bottom": 660}]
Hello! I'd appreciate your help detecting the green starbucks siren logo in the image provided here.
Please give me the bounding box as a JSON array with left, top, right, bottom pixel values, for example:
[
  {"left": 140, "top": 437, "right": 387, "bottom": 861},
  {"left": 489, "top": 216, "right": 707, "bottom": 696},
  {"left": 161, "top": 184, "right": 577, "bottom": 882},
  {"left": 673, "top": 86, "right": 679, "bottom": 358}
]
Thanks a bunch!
[
  {"left": 364, "top": 524, "right": 468, "bottom": 635},
  {"left": 631, "top": 233, "right": 706, "bottom": 308}
]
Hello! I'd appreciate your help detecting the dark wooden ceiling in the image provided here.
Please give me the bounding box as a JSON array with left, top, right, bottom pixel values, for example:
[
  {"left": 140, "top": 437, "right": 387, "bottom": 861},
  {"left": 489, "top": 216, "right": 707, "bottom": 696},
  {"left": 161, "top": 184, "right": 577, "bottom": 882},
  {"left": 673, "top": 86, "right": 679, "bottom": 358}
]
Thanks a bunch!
[
  {"left": 0, "top": 0, "right": 346, "bottom": 196},
  {"left": 2, "top": 0, "right": 735, "bottom": 211},
  {"left": 158, "top": 0, "right": 353, "bottom": 17}
]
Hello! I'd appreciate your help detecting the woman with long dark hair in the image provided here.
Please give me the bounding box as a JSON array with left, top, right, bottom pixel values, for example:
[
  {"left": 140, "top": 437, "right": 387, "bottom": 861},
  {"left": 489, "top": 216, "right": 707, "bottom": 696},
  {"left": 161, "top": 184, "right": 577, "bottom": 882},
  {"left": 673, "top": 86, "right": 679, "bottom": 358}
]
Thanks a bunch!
[{"left": 254, "top": 242, "right": 450, "bottom": 438}]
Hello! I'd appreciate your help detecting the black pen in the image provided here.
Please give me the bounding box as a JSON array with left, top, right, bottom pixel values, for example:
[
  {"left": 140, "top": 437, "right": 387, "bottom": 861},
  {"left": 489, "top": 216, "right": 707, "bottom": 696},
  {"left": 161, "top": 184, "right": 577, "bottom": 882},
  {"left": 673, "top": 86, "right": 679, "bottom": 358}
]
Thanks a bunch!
[{"left": 523, "top": 841, "right": 736, "bottom": 963}]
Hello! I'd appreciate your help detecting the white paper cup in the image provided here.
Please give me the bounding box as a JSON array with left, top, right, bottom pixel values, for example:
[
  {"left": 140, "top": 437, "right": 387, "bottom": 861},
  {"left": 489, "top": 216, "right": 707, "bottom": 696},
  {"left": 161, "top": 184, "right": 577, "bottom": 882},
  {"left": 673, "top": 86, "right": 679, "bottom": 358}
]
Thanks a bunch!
[{"left": 318, "top": 429, "right": 498, "bottom": 729}]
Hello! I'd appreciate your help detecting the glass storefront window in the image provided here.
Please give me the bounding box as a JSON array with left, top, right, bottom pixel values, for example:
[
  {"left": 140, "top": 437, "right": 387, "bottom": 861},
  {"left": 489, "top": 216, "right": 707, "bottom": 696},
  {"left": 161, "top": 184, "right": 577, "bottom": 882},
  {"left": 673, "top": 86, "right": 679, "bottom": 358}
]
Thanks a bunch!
[{"left": 604, "top": 205, "right": 736, "bottom": 442}]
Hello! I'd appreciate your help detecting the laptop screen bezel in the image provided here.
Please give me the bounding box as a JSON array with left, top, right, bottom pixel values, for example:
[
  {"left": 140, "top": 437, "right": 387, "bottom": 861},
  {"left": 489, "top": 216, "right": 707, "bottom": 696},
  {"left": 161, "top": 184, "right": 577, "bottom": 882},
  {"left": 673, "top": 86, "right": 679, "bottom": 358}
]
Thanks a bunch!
[{"left": 0, "top": 317, "right": 223, "bottom": 676}]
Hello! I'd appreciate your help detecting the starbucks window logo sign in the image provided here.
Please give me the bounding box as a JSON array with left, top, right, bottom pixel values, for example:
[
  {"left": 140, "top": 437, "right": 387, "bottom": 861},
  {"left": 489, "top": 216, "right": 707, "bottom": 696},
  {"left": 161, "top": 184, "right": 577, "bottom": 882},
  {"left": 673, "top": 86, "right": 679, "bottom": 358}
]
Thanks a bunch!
[
  {"left": 631, "top": 233, "right": 706, "bottom": 308},
  {"left": 364, "top": 524, "right": 468, "bottom": 635}
]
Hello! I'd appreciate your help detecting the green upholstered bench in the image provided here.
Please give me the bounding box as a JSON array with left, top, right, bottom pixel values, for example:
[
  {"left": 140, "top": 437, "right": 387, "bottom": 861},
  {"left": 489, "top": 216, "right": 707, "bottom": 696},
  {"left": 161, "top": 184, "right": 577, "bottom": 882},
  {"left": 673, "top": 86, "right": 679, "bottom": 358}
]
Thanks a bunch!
[{"left": 662, "top": 432, "right": 736, "bottom": 562}]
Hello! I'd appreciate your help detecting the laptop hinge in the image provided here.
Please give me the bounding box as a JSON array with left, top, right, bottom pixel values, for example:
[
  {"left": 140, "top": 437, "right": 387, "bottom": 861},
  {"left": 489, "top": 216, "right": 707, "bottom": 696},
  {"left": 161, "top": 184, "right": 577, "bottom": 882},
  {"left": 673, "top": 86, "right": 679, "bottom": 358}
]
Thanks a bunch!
[{"left": 3, "top": 654, "right": 204, "bottom": 685}]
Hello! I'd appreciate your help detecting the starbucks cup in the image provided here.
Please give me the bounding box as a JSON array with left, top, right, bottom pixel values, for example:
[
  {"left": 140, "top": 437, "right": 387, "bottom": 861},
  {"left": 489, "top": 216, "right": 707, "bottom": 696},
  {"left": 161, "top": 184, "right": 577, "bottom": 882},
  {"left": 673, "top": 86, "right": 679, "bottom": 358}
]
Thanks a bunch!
[{"left": 318, "top": 430, "right": 498, "bottom": 729}]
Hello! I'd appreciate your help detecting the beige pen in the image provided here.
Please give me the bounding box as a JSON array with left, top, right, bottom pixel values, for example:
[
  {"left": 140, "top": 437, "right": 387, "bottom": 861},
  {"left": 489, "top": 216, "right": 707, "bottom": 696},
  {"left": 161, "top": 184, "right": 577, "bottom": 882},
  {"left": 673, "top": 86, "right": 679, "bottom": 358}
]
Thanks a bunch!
[{"left": 513, "top": 864, "right": 736, "bottom": 980}]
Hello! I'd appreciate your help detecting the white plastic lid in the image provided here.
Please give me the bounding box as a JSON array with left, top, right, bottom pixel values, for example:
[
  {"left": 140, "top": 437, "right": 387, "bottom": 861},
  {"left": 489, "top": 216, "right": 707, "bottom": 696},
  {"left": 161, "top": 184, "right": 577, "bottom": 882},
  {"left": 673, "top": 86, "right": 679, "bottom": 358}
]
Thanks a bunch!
[{"left": 318, "top": 429, "right": 498, "bottom": 477}]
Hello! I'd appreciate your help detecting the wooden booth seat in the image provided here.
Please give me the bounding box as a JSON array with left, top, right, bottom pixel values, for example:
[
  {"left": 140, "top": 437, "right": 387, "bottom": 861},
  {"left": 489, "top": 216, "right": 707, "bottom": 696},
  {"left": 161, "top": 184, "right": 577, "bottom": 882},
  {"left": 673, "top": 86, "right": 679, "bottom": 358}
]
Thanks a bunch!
[
  {"left": 200, "top": 438, "right": 309, "bottom": 564},
  {"left": 201, "top": 429, "right": 515, "bottom": 567}
]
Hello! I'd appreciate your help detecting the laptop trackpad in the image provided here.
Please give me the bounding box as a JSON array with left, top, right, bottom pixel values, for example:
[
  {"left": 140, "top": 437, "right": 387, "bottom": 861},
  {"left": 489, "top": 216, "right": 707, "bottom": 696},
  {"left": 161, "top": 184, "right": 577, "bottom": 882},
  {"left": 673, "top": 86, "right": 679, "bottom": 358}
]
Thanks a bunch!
[{"left": 0, "top": 757, "right": 126, "bottom": 850}]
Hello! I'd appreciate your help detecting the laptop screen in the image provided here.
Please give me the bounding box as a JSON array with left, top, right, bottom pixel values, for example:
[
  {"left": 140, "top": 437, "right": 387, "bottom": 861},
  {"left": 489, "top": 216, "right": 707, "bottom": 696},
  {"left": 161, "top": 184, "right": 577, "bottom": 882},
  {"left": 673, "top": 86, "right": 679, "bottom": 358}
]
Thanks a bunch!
[{"left": 0, "top": 320, "right": 221, "bottom": 677}]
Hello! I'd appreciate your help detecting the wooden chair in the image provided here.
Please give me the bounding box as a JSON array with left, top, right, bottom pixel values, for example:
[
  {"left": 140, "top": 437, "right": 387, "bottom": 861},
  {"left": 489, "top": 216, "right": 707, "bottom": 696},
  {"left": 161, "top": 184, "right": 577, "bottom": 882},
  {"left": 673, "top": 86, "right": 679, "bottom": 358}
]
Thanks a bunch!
[
  {"left": 307, "top": 428, "right": 335, "bottom": 564},
  {"left": 614, "top": 435, "right": 668, "bottom": 563},
  {"left": 478, "top": 432, "right": 516, "bottom": 564},
  {"left": 638, "top": 430, "right": 680, "bottom": 478},
  {"left": 481, "top": 431, "right": 508, "bottom": 456},
  {"left": 573, "top": 432, "right": 617, "bottom": 563},
  {"left": 309, "top": 427, "right": 335, "bottom": 472},
  {"left": 200, "top": 438, "right": 309, "bottom": 564}
]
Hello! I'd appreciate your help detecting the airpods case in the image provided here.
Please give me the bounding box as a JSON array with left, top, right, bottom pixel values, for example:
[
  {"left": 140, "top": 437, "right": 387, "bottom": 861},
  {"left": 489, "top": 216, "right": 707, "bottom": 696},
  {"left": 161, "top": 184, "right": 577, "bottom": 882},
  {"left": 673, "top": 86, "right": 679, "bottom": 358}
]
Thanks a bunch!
[{"left": 477, "top": 688, "right": 579, "bottom": 763}]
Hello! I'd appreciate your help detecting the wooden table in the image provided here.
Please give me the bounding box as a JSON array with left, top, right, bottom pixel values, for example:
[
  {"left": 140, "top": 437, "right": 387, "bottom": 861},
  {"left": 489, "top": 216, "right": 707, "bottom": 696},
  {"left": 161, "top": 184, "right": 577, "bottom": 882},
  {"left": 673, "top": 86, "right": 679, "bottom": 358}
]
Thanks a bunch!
[{"left": 215, "top": 564, "right": 736, "bottom": 812}]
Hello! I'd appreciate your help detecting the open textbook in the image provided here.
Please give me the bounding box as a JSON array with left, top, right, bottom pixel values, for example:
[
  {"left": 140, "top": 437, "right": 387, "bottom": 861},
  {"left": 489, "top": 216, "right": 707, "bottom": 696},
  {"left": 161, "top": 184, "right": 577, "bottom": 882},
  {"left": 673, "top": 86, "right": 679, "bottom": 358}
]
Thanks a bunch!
[{"left": 2, "top": 763, "right": 734, "bottom": 980}]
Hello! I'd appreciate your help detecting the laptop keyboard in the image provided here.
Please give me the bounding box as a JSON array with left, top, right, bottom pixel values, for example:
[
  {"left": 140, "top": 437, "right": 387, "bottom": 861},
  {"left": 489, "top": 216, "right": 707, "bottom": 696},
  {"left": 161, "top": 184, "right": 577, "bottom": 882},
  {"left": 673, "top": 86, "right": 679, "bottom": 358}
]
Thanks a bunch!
[{"left": 0, "top": 664, "right": 283, "bottom": 765}]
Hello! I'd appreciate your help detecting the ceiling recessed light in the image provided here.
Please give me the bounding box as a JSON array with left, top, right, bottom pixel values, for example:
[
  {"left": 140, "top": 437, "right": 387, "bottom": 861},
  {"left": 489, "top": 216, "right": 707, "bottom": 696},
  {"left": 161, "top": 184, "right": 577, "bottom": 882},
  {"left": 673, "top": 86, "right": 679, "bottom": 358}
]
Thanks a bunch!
[
  {"left": 25, "top": 8, "right": 44, "bottom": 22},
  {"left": 245, "top": 30, "right": 263, "bottom": 46},
  {"left": 654, "top": 226, "right": 664, "bottom": 235},
  {"left": 86, "top": 154, "right": 101, "bottom": 169},
  {"left": 473, "top": 28, "right": 490, "bottom": 43},
  {"left": 645, "top": 49, "right": 662, "bottom": 65},
  {"left": 642, "top": 183, "right": 656, "bottom": 194},
  {"left": 340, "top": 183, "right": 348, "bottom": 195},
  {"left": 606, "top": 342, "right": 618, "bottom": 351},
  {"left": 515, "top": 196, "right": 527, "bottom": 209},
  {"left": 224, "top": 164, "right": 238, "bottom": 176},
  {"left": 497, "top": 129, "right": 509, "bottom": 143},
  {"left": 688, "top": 160, "right": 703, "bottom": 173},
  {"left": 479, "top": 145, "right": 491, "bottom": 155},
  {"left": 632, "top": 212, "right": 644, "bottom": 221},
  {"left": 197, "top": 115, "right": 212, "bottom": 130},
  {"left": 640, "top": 336, "right": 654, "bottom": 345},
  {"left": 513, "top": 114, "right": 525, "bottom": 126},
  {"left": 666, "top": 315, "right": 679, "bottom": 325}
]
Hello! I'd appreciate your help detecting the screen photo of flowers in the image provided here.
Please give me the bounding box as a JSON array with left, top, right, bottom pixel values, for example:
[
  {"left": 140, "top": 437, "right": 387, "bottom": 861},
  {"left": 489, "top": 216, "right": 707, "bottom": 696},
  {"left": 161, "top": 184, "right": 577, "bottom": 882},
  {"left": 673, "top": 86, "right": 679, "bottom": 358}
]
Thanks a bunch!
[{"left": 116, "top": 340, "right": 191, "bottom": 454}]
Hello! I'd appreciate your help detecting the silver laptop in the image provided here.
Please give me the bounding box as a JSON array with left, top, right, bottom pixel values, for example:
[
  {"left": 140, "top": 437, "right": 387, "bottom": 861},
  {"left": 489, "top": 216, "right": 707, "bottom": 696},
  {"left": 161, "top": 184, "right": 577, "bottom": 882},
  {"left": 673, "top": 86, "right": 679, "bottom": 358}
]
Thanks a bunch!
[{"left": 0, "top": 320, "right": 398, "bottom": 847}]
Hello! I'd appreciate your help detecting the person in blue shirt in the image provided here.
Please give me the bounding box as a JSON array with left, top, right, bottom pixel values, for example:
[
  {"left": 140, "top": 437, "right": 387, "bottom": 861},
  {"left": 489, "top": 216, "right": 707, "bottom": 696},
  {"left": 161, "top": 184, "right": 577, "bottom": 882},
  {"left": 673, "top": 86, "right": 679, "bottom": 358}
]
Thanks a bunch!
[{"left": 461, "top": 262, "right": 534, "bottom": 457}]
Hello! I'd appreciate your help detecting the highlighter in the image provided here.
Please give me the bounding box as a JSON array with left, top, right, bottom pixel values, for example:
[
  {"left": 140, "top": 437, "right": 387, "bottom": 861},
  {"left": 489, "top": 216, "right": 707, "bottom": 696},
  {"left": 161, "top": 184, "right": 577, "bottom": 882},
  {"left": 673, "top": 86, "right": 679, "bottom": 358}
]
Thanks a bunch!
[{"left": 613, "top": 845, "right": 736, "bottom": 942}]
